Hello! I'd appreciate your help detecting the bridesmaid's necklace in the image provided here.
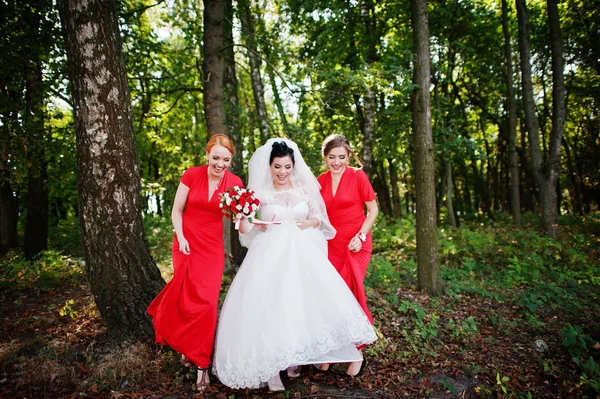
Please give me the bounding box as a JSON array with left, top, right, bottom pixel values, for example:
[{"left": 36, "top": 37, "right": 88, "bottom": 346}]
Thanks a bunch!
[{"left": 208, "top": 173, "right": 223, "bottom": 198}]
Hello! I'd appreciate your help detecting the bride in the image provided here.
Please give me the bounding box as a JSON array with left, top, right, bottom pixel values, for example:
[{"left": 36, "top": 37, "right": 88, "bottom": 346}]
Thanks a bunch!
[{"left": 213, "top": 138, "right": 377, "bottom": 391}]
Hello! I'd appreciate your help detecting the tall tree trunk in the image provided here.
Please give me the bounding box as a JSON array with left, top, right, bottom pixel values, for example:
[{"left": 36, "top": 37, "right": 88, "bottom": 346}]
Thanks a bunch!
[
  {"left": 203, "top": 0, "right": 228, "bottom": 137},
  {"left": 361, "top": 88, "right": 376, "bottom": 177},
  {"left": 503, "top": 0, "right": 521, "bottom": 226},
  {"left": 516, "top": 0, "right": 565, "bottom": 238},
  {"left": 224, "top": 0, "right": 246, "bottom": 269},
  {"left": 238, "top": 0, "right": 270, "bottom": 143},
  {"left": 444, "top": 156, "right": 457, "bottom": 227},
  {"left": 543, "top": 0, "right": 566, "bottom": 237},
  {"left": 516, "top": 0, "right": 545, "bottom": 209},
  {"left": 22, "top": 2, "right": 49, "bottom": 259},
  {"left": 410, "top": 0, "right": 441, "bottom": 296},
  {"left": 204, "top": 0, "right": 235, "bottom": 267},
  {"left": 562, "top": 136, "right": 583, "bottom": 215},
  {"left": 0, "top": 180, "right": 18, "bottom": 254},
  {"left": 360, "top": 0, "right": 378, "bottom": 177},
  {"left": 263, "top": 45, "right": 289, "bottom": 134},
  {"left": 58, "top": 0, "right": 164, "bottom": 339},
  {"left": 372, "top": 160, "right": 392, "bottom": 216},
  {"left": 388, "top": 158, "right": 403, "bottom": 218}
]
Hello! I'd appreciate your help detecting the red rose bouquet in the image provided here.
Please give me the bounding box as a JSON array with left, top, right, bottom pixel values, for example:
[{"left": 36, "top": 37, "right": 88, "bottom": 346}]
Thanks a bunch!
[{"left": 219, "top": 186, "right": 260, "bottom": 229}]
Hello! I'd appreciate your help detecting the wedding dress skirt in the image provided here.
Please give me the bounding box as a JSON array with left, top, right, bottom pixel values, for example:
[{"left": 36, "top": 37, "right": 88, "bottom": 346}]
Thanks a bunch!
[{"left": 213, "top": 195, "right": 377, "bottom": 389}]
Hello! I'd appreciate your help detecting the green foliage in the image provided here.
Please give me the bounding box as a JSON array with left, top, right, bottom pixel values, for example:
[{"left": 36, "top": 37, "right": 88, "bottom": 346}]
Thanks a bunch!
[
  {"left": 447, "top": 316, "right": 478, "bottom": 340},
  {"left": 59, "top": 299, "right": 78, "bottom": 319},
  {"left": 561, "top": 324, "right": 592, "bottom": 359},
  {"left": 48, "top": 216, "right": 83, "bottom": 257},
  {"left": 574, "top": 357, "right": 600, "bottom": 393},
  {"left": 144, "top": 214, "right": 175, "bottom": 279},
  {"left": 365, "top": 257, "right": 400, "bottom": 288},
  {"left": 496, "top": 372, "right": 510, "bottom": 395},
  {"left": 398, "top": 300, "right": 440, "bottom": 357},
  {"left": 0, "top": 250, "right": 85, "bottom": 293}
]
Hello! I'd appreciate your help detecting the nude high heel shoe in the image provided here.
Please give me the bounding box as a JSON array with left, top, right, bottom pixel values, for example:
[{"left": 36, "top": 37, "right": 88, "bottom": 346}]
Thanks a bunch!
[
  {"left": 268, "top": 372, "right": 285, "bottom": 392},
  {"left": 196, "top": 367, "right": 210, "bottom": 391}
]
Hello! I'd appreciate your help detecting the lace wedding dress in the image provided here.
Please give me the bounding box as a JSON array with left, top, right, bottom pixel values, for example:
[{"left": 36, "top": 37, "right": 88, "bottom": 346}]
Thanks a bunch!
[{"left": 213, "top": 187, "right": 377, "bottom": 389}]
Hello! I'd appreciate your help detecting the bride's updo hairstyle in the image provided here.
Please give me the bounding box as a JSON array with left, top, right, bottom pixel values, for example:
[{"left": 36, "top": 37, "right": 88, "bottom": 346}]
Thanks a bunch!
[{"left": 270, "top": 141, "right": 295, "bottom": 165}]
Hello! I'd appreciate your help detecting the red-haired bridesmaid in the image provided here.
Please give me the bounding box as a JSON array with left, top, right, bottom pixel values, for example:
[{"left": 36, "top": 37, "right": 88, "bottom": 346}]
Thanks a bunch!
[
  {"left": 317, "top": 134, "right": 378, "bottom": 376},
  {"left": 147, "top": 134, "right": 243, "bottom": 391}
]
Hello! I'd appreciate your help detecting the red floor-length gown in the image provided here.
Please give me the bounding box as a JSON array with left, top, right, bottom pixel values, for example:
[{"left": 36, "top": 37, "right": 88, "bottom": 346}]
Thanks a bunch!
[
  {"left": 318, "top": 167, "right": 376, "bottom": 324},
  {"left": 147, "top": 165, "right": 242, "bottom": 368}
]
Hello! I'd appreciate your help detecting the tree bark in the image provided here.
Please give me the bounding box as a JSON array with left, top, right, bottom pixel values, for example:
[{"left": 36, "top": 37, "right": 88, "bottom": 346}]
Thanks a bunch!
[
  {"left": 372, "top": 160, "right": 392, "bottom": 216},
  {"left": 410, "top": 0, "right": 441, "bottom": 296},
  {"left": 203, "top": 0, "right": 228, "bottom": 137},
  {"left": 238, "top": 0, "right": 270, "bottom": 143},
  {"left": 516, "top": 0, "right": 565, "bottom": 238},
  {"left": 21, "top": 1, "right": 49, "bottom": 258},
  {"left": 263, "top": 45, "right": 290, "bottom": 134},
  {"left": 0, "top": 180, "right": 18, "bottom": 254},
  {"left": 562, "top": 136, "right": 583, "bottom": 215},
  {"left": 543, "top": 0, "right": 566, "bottom": 237},
  {"left": 503, "top": 0, "right": 521, "bottom": 226},
  {"left": 359, "top": 0, "right": 378, "bottom": 177},
  {"left": 444, "top": 157, "right": 456, "bottom": 227},
  {"left": 361, "top": 88, "right": 376, "bottom": 177},
  {"left": 58, "top": 0, "right": 164, "bottom": 339},
  {"left": 388, "top": 158, "right": 403, "bottom": 218},
  {"left": 224, "top": 0, "right": 246, "bottom": 269}
]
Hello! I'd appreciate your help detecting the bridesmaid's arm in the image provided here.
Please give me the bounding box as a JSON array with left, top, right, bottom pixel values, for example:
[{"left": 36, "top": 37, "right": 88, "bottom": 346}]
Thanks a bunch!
[
  {"left": 172, "top": 183, "right": 191, "bottom": 255},
  {"left": 348, "top": 199, "right": 378, "bottom": 252},
  {"left": 360, "top": 199, "right": 379, "bottom": 235}
]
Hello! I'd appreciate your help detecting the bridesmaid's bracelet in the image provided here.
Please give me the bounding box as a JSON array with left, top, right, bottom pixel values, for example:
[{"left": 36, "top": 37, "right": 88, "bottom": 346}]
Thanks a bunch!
[{"left": 355, "top": 232, "right": 367, "bottom": 242}]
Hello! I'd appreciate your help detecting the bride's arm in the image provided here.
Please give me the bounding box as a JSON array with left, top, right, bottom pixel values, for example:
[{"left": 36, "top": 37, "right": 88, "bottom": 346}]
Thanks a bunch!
[{"left": 238, "top": 217, "right": 253, "bottom": 234}]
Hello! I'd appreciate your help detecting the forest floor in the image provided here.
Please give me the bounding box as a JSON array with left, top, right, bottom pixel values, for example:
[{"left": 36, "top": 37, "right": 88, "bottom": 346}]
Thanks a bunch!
[{"left": 1, "top": 213, "right": 599, "bottom": 399}]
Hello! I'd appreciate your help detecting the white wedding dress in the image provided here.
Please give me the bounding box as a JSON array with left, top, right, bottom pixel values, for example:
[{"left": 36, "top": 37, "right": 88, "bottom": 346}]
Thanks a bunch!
[{"left": 213, "top": 187, "right": 377, "bottom": 389}]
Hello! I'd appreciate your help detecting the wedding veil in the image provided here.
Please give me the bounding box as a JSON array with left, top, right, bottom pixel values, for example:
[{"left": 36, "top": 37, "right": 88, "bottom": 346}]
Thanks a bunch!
[{"left": 243, "top": 138, "right": 336, "bottom": 243}]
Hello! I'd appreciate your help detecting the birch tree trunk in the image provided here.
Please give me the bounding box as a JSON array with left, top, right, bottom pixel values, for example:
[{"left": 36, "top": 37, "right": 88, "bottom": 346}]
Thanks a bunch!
[
  {"left": 410, "top": 0, "right": 441, "bottom": 295},
  {"left": 58, "top": 0, "right": 164, "bottom": 339}
]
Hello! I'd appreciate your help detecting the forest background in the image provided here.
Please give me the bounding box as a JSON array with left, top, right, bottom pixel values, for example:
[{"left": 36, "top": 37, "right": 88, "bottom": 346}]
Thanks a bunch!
[{"left": 0, "top": 0, "right": 599, "bottom": 398}]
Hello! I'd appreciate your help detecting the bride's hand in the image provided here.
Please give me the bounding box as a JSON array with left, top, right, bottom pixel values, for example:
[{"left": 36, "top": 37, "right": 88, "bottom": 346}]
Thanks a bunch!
[
  {"left": 295, "top": 219, "right": 311, "bottom": 230},
  {"left": 178, "top": 236, "right": 191, "bottom": 255}
]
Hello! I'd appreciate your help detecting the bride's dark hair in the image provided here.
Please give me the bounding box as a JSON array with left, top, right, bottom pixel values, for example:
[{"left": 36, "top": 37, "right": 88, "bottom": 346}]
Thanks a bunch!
[{"left": 270, "top": 141, "right": 295, "bottom": 165}]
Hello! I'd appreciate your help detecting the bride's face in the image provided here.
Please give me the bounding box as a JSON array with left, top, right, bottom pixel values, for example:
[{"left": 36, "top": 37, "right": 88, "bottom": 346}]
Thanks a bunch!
[{"left": 270, "top": 156, "right": 294, "bottom": 188}]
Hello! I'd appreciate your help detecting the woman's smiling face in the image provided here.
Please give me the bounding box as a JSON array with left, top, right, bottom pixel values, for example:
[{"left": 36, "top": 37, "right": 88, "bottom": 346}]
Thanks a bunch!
[{"left": 270, "top": 155, "right": 294, "bottom": 188}]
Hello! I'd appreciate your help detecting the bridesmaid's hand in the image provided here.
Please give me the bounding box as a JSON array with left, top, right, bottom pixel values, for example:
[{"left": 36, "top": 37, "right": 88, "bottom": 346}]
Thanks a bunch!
[
  {"left": 348, "top": 236, "right": 362, "bottom": 252},
  {"left": 178, "top": 236, "right": 190, "bottom": 255}
]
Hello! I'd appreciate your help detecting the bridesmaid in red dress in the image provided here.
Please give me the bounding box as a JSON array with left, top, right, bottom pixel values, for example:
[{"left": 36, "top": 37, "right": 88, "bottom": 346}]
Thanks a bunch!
[
  {"left": 317, "top": 134, "right": 379, "bottom": 377},
  {"left": 147, "top": 134, "right": 242, "bottom": 391}
]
